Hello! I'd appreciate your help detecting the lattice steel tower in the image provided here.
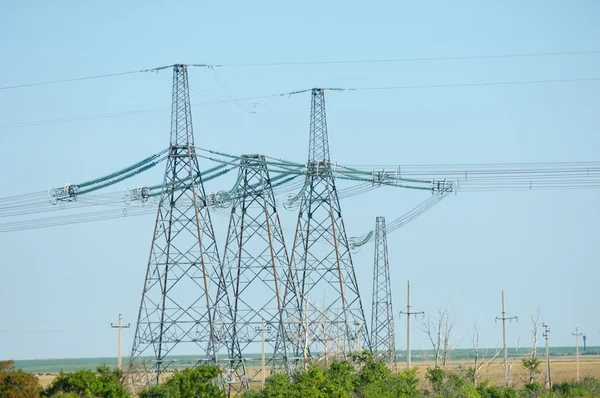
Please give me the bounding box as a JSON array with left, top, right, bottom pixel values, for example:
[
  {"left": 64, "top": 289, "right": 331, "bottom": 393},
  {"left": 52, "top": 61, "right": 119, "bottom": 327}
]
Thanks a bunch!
[
  {"left": 218, "top": 154, "right": 300, "bottom": 381},
  {"left": 288, "top": 88, "right": 371, "bottom": 362},
  {"left": 371, "top": 217, "right": 396, "bottom": 369},
  {"left": 128, "top": 64, "right": 247, "bottom": 393}
]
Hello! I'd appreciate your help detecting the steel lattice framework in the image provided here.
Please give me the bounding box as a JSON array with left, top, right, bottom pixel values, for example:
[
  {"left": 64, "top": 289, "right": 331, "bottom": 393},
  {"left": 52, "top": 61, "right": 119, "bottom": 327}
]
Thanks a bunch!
[
  {"left": 127, "top": 64, "right": 248, "bottom": 393},
  {"left": 219, "top": 154, "right": 300, "bottom": 380},
  {"left": 288, "top": 88, "right": 371, "bottom": 362},
  {"left": 371, "top": 216, "right": 396, "bottom": 369}
]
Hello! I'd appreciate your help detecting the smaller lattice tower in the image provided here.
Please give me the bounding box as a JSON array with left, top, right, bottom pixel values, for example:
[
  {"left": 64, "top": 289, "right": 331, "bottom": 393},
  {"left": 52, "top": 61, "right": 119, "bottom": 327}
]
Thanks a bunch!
[
  {"left": 218, "top": 155, "right": 300, "bottom": 381},
  {"left": 288, "top": 88, "right": 371, "bottom": 363},
  {"left": 370, "top": 216, "right": 396, "bottom": 369}
]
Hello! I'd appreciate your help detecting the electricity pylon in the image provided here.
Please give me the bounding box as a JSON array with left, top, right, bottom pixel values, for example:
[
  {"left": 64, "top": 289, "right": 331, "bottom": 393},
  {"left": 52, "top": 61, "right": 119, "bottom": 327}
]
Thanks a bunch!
[
  {"left": 127, "top": 64, "right": 247, "bottom": 393},
  {"left": 288, "top": 88, "right": 371, "bottom": 363},
  {"left": 218, "top": 154, "right": 299, "bottom": 381},
  {"left": 370, "top": 217, "right": 396, "bottom": 370}
]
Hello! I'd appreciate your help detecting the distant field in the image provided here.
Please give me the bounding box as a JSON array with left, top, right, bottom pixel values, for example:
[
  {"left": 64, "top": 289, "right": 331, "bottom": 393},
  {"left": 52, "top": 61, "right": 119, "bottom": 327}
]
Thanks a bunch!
[{"left": 13, "top": 346, "right": 600, "bottom": 374}]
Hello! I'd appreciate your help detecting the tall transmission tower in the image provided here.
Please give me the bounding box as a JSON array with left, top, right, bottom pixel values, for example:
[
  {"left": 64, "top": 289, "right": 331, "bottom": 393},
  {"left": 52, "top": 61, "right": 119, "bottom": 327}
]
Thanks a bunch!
[
  {"left": 288, "top": 88, "right": 371, "bottom": 362},
  {"left": 127, "top": 64, "right": 247, "bottom": 393},
  {"left": 218, "top": 154, "right": 299, "bottom": 381},
  {"left": 496, "top": 290, "right": 517, "bottom": 387},
  {"left": 370, "top": 217, "right": 396, "bottom": 370}
]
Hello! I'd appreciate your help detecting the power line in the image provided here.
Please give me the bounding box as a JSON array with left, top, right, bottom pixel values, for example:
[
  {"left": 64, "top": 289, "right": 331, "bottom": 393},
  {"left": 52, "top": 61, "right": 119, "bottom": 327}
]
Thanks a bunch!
[
  {"left": 0, "top": 65, "right": 173, "bottom": 91},
  {"left": 2, "top": 75, "right": 599, "bottom": 130},
  {"left": 214, "top": 50, "right": 600, "bottom": 68},
  {"left": 344, "top": 76, "right": 600, "bottom": 91}
]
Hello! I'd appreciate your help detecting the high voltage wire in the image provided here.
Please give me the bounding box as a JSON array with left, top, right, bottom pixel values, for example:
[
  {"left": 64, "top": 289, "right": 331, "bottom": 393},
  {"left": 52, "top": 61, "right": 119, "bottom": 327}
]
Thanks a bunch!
[
  {"left": 0, "top": 65, "right": 175, "bottom": 91},
  {"left": 213, "top": 50, "right": 600, "bottom": 68},
  {"left": 2, "top": 76, "right": 600, "bottom": 130},
  {"left": 1, "top": 49, "right": 599, "bottom": 91}
]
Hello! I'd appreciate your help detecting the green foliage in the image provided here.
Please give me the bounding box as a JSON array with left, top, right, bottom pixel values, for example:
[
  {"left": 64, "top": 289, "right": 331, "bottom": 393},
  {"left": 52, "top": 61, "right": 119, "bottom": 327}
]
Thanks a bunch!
[
  {"left": 0, "top": 363, "right": 41, "bottom": 398},
  {"left": 356, "top": 368, "right": 421, "bottom": 398},
  {"left": 43, "top": 364, "right": 128, "bottom": 398},
  {"left": 139, "top": 365, "right": 223, "bottom": 398},
  {"left": 0, "top": 360, "right": 16, "bottom": 372},
  {"left": 252, "top": 373, "right": 292, "bottom": 398},
  {"left": 424, "top": 366, "right": 480, "bottom": 398},
  {"left": 476, "top": 380, "right": 517, "bottom": 398},
  {"left": 521, "top": 357, "right": 542, "bottom": 383},
  {"left": 551, "top": 377, "right": 600, "bottom": 397}
]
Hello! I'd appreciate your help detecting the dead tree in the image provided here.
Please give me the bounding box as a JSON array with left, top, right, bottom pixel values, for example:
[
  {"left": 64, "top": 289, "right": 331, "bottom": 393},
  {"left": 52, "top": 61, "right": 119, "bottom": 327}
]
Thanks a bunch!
[
  {"left": 420, "top": 303, "right": 457, "bottom": 368},
  {"left": 470, "top": 321, "right": 501, "bottom": 386},
  {"left": 521, "top": 307, "right": 542, "bottom": 383}
]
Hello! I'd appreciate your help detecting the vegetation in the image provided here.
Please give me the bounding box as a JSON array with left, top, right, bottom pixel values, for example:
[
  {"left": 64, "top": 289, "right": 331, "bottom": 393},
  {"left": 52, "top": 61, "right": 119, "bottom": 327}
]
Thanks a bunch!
[
  {"left": 42, "top": 365, "right": 128, "bottom": 397},
  {"left": 3, "top": 355, "right": 600, "bottom": 397},
  {"left": 138, "top": 365, "right": 223, "bottom": 398},
  {"left": 0, "top": 360, "right": 40, "bottom": 398}
]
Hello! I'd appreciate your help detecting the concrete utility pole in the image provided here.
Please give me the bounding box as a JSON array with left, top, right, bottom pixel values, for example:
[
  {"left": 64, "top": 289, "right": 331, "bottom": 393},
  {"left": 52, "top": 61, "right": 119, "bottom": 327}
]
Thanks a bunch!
[
  {"left": 399, "top": 280, "right": 423, "bottom": 370},
  {"left": 543, "top": 323, "right": 551, "bottom": 388},
  {"left": 110, "top": 314, "right": 130, "bottom": 370},
  {"left": 496, "top": 291, "right": 517, "bottom": 387},
  {"left": 572, "top": 327, "right": 582, "bottom": 381}
]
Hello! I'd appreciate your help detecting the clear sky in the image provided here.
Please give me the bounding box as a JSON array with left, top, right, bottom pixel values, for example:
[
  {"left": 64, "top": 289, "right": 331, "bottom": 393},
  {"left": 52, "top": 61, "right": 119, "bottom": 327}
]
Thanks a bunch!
[{"left": 0, "top": 1, "right": 599, "bottom": 360}]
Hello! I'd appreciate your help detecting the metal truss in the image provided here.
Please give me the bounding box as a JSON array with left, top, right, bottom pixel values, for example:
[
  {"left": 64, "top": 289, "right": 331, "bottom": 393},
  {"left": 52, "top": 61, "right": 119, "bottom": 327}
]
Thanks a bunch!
[
  {"left": 127, "top": 64, "right": 248, "bottom": 394},
  {"left": 218, "top": 154, "right": 301, "bottom": 381},
  {"left": 371, "top": 217, "right": 396, "bottom": 369},
  {"left": 288, "top": 88, "right": 371, "bottom": 363}
]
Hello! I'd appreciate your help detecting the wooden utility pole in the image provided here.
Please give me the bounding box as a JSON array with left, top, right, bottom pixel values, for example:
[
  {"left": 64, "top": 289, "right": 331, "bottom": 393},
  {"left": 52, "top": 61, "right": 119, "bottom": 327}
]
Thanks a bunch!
[
  {"left": 543, "top": 323, "right": 551, "bottom": 388},
  {"left": 572, "top": 327, "right": 582, "bottom": 381},
  {"left": 399, "top": 280, "right": 423, "bottom": 370},
  {"left": 110, "top": 314, "right": 130, "bottom": 370},
  {"left": 496, "top": 291, "right": 517, "bottom": 387}
]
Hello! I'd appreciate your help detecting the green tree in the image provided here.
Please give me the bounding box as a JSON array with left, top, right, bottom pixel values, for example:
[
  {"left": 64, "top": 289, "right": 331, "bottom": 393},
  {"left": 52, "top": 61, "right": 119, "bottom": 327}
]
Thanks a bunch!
[
  {"left": 139, "top": 365, "right": 223, "bottom": 398},
  {"left": 425, "top": 367, "right": 480, "bottom": 398},
  {"left": 0, "top": 361, "right": 40, "bottom": 398},
  {"left": 357, "top": 368, "right": 421, "bottom": 398},
  {"left": 520, "top": 357, "right": 542, "bottom": 385},
  {"left": 43, "top": 365, "right": 128, "bottom": 398},
  {"left": 254, "top": 372, "right": 293, "bottom": 398}
]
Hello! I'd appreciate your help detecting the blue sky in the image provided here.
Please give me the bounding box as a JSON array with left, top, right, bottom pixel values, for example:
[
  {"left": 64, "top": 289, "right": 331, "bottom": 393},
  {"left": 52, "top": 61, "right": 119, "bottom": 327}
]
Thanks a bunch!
[{"left": 0, "top": 1, "right": 599, "bottom": 360}]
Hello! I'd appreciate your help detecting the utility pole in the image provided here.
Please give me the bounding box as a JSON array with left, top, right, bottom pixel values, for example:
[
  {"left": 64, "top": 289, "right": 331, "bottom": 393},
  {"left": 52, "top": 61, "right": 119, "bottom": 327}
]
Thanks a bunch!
[
  {"left": 110, "top": 314, "right": 130, "bottom": 370},
  {"left": 496, "top": 291, "right": 517, "bottom": 387},
  {"left": 399, "top": 280, "right": 423, "bottom": 370},
  {"left": 261, "top": 320, "right": 266, "bottom": 388},
  {"left": 356, "top": 322, "right": 362, "bottom": 352},
  {"left": 572, "top": 327, "right": 582, "bottom": 381},
  {"left": 543, "top": 323, "right": 551, "bottom": 388}
]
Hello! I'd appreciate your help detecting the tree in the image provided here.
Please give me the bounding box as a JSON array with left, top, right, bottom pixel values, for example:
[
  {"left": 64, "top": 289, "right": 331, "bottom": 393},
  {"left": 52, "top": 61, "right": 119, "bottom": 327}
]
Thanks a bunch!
[
  {"left": 467, "top": 321, "right": 500, "bottom": 386},
  {"left": 521, "top": 307, "right": 542, "bottom": 384},
  {"left": 420, "top": 303, "right": 458, "bottom": 368},
  {"left": 425, "top": 367, "right": 479, "bottom": 398},
  {"left": 139, "top": 365, "right": 223, "bottom": 398},
  {"left": 0, "top": 361, "right": 40, "bottom": 398},
  {"left": 43, "top": 365, "right": 128, "bottom": 398}
]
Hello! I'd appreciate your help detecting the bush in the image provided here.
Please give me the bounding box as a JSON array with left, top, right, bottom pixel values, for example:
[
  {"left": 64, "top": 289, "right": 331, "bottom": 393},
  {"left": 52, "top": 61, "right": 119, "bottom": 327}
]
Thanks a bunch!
[
  {"left": 139, "top": 365, "right": 223, "bottom": 398},
  {"left": 476, "top": 380, "right": 517, "bottom": 398},
  {"left": 43, "top": 365, "right": 128, "bottom": 398},
  {"left": 0, "top": 362, "right": 40, "bottom": 398},
  {"left": 424, "top": 367, "right": 480, "bottom": 398}
]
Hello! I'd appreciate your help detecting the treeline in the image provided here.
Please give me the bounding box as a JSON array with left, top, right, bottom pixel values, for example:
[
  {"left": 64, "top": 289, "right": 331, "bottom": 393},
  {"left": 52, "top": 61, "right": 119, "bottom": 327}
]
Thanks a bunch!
[{"left": 2, "top": 354, "right": 600, "bottom": 398}]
